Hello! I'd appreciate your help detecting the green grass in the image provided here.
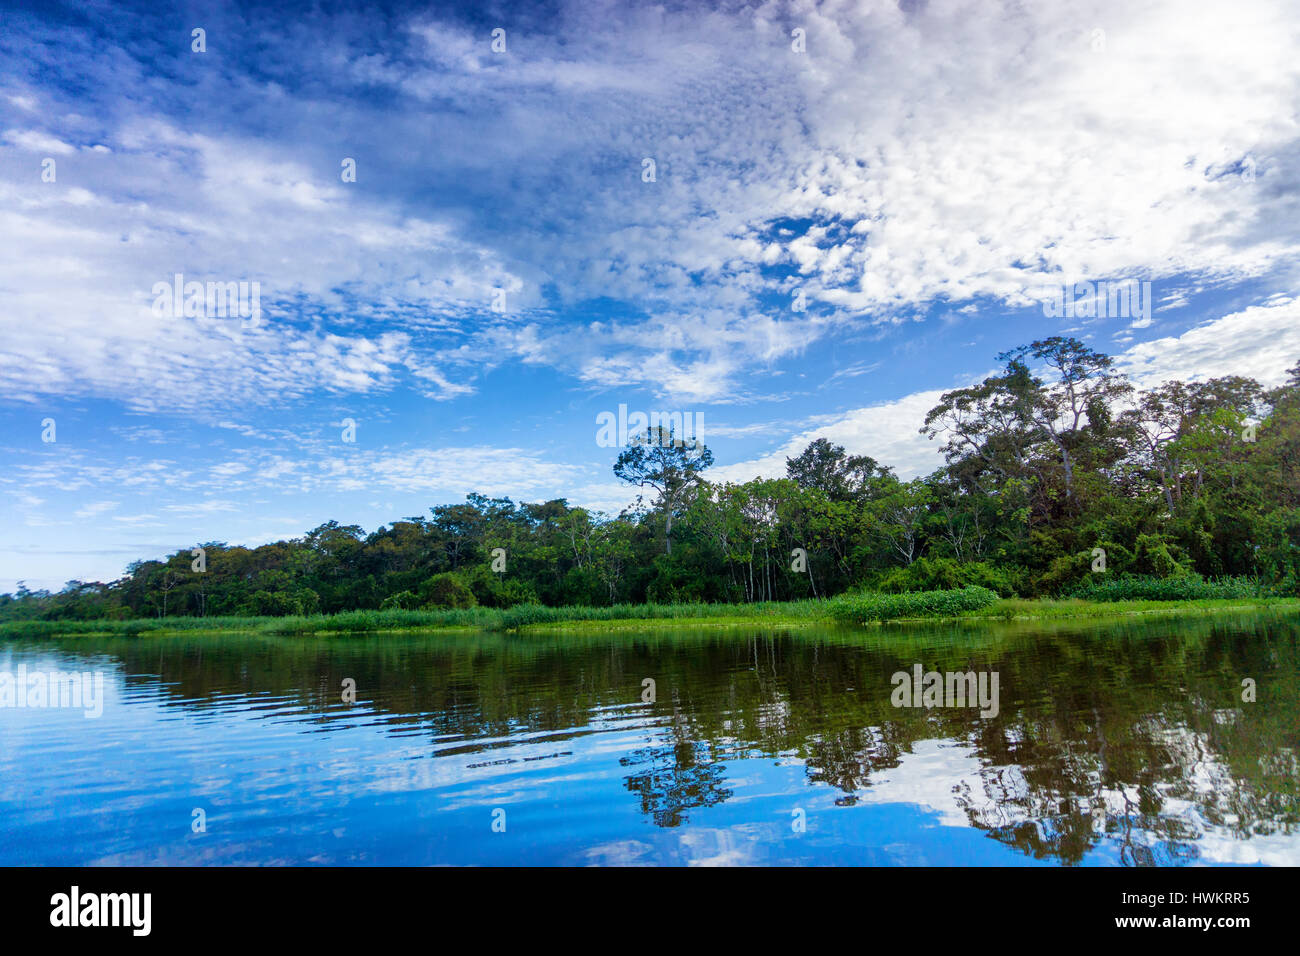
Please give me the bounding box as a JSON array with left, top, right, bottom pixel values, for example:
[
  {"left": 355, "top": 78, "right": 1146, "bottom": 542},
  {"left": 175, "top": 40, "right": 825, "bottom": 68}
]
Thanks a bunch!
[
  {"left": 0, "top": 600, "right": 828, "bottom": 638},
  {"left": 972, "top": 595, "right": 1300, "bottom": 622},
  {"left": 2, "top": 592, "right": 1298, "bottom": 638},
  {"left": 0, "top": 608, "right": 486, "bottom": 638}
]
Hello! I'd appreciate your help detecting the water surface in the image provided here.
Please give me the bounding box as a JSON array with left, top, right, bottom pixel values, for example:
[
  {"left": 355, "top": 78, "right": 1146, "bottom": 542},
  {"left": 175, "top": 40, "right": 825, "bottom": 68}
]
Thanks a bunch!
[{"left": 1, "top": 613, "right": 1297, "bottom": 866}]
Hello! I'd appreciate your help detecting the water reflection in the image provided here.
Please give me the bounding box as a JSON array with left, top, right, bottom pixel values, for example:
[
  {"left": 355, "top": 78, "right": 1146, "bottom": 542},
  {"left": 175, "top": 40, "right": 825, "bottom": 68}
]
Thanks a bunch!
[{"left": 0, "top": 612, "right": 1296, "bottom": 865}]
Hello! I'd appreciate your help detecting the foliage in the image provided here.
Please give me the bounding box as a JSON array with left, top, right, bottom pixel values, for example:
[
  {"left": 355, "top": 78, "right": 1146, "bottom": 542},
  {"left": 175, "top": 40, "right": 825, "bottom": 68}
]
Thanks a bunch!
[
  {"left": 1066, "top": 574, "right": 1264, "bottom": 602},
  {"left": 2, "top": 343, "right": 1296, "bottom": 624},
  {"left": 422, "top": 573, "right": 478, "bottom": 609},
  {"left": 4, "top": 593, "right": 1298, "bottom": 639},
  {"left": 864, "top": 557, "right": 1021, "bottom": 596},
  {"left": 827, "top": 586, "right": 999, "bottom": 623}
]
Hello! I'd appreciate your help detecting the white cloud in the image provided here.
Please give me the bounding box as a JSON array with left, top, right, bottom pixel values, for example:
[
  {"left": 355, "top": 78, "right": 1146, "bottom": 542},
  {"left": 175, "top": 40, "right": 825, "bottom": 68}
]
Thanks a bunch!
[
  {"left": 1120, "top": 296, "right": 1300, "bottom": 388},
  {"left": 5, "top": 0, "right": 1300, "bottom": 407},
  {"left": 73, "top": 500, "right": 119, "bottom": 519},
  {"left": 714, "top": 389, "right": 951, "bottom": 483},
  {"left": 5, "top": 129, "right": 75, "bottom": 154},
  {"left": 3, "top": 0, "right": 1299, "bottom": 590},
  {"left": 0, "top": 122, "right": 531, "bottom": 411}
]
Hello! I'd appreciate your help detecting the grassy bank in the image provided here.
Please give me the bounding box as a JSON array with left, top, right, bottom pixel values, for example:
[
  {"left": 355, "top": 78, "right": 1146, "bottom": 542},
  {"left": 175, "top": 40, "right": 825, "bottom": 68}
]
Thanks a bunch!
[
  {"left": 0, "top": 600, "right": 827, "bottom": 638},
  {"left": 2, "top": 592, "right": 1299, "bottom": 638},
  {"left": 952, "top": 596, "right": 1300, "bottom": 623}
]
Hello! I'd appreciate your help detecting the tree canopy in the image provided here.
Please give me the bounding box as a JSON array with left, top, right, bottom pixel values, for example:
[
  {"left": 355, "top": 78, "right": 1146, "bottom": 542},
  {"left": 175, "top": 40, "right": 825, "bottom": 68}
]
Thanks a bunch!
[{"left": 4, "top": 338, "right": 1297, "bottom": 622}]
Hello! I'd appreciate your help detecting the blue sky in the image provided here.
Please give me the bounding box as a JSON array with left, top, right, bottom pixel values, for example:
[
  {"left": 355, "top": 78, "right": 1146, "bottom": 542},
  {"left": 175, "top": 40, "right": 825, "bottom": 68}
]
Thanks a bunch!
[{"left": 2, "top": 0, "right": 1299, "bottom": 590}]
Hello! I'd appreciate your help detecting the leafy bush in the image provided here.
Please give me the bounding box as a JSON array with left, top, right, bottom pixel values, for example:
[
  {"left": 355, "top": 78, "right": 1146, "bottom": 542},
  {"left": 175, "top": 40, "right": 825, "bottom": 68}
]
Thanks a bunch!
[
  {"left": 379, "top": 589, "right": 419, "bottom": 611},
  {"left": 827, "top": 586, "right": 998, "bottom": 623},
  {"left": 460, "top": 564, "right": 540, "bottom": 608},
  {"left": 869, "top": 558, "right": 1021, "bottom": 597},
  {"left": 1030, "top": 533, "right": 1197, "bottom": 596},
  {"left": 1131, "top": 533, "right": 1194, "bottom": 578},
  {"left": 1031, "top": 539, "right": 1131, "bottom": 596},
  {"left": 421, "top": 573, "right": 477, "bottom": 609},
  {"left": 1065, "top": 573, "right": 1264, "bottom": 601},
  {"left": 243, "top": 589, "right": 299, "bottom": 617}
]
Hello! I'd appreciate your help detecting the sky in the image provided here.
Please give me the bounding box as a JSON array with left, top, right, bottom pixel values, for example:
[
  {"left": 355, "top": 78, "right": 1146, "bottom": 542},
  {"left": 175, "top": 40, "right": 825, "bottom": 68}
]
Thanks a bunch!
[{"left": 1, "top": 0, "right": 1299, "bottom": 591}]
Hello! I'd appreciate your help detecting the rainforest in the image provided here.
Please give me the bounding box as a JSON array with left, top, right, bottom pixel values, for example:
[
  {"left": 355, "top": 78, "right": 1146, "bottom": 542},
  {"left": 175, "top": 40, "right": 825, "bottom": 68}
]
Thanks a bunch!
[{"left": 3, "top": 337, "right": 1297, "bottom": 629}]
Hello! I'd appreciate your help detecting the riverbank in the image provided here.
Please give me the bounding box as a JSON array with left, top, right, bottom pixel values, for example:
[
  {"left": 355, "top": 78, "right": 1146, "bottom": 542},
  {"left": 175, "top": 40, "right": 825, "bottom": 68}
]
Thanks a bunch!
[{"left": 2, "top": 595, "right": 1298, "bottom": 638}]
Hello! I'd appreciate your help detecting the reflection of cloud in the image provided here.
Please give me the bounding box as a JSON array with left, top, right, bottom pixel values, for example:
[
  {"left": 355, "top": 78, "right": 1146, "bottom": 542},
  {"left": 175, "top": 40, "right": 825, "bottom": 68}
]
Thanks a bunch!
[
  {"left": 677, "top": 827, "right": 765, "bottom": 867},
  {"left": 1178, "top": 812, "right": 1300, "bottom": 866},
  {"left": 855, "top": 738, "right": 992, "bottom": 828},
  {"left": 582, "top": 839, "right": 654, "bottom": 867}
]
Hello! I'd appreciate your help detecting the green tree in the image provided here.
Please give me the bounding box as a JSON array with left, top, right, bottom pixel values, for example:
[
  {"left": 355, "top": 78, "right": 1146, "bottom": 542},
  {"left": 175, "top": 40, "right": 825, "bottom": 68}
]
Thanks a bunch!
[{"left": 614, "top": 426, "right": 714, "bottom": 555}]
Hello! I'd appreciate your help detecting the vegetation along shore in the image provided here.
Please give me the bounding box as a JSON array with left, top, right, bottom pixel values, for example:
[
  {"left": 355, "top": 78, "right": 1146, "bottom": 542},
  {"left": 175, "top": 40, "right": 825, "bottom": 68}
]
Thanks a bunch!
[
  {"left": 4, "top": 338, "right": 1297, "bottom": 637},
  {"left": 3, "top": 589, "right": 1298, "bottom": 639}
]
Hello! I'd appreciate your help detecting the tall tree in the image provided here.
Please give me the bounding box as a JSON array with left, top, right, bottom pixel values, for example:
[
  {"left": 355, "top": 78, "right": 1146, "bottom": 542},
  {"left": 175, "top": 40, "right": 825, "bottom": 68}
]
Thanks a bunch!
[
  {"left": 785, "top": 437, "right": 893, "bottom": 502},
  {"left": 614, "top": 426, "right": 714, "bottom": 555},
  {"left": 996, "top": 337, "right": 1132, "bottom": 506}
]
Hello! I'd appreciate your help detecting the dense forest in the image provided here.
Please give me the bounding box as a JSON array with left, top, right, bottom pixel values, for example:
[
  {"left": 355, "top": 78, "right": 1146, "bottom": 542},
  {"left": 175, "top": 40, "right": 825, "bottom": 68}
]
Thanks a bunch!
[{"left": 4, "top": 337, "right": 1298, "bottom": 622}]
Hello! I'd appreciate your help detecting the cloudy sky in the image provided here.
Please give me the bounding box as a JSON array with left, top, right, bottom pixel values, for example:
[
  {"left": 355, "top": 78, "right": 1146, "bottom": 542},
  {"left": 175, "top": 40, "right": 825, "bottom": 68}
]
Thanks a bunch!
[{"left": 2, "top": 0, "right": 1299, "bottom": 590}]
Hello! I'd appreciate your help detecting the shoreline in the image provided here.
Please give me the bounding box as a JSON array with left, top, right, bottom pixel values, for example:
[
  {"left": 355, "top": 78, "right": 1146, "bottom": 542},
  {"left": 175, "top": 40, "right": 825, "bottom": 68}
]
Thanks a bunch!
[{"left": 3, "top": 596, "right": 1298, "bottom": 639}]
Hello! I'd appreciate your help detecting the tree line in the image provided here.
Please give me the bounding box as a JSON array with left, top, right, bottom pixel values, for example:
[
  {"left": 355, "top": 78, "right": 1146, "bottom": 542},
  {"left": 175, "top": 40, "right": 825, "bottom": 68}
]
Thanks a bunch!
[{"left": 4, "top": 337, "right": 1297, "bottom": 621}]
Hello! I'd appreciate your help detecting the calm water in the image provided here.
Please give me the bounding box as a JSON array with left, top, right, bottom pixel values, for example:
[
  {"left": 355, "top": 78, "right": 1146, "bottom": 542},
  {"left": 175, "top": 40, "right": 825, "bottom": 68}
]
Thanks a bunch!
[{"left": 1, "top": 613, "right": 1297, "bottom": 866}]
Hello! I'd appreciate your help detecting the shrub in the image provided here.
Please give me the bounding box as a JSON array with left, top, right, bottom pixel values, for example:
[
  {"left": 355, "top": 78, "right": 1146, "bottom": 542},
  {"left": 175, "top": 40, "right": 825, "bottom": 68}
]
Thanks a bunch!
[
  {"left": 379, "top": 589, "right": 419, "bottom": 611},
  {"left": 1065, "top": 573, "right": 1263, "bottom": 601},
  {"left": 294, "top": 588, "right": 321, "bottom": 615},
  {"left": 827, "top": 586, "right": 998, "bottom": 623},
  {"left": 869, "top": 558, "right": 1021, "bottom": 597},
  {"left": 243, "top": 589, "right": 298, "bottom": 617},
  {"left": 421, "top": 573, "right": 477, "bottom": 609},
  {"left": 461, "top": 564, "right": 539, "bottom": 608},
  {"left": 1131, "top": 533, "right": 1193, "bottom": 578}
]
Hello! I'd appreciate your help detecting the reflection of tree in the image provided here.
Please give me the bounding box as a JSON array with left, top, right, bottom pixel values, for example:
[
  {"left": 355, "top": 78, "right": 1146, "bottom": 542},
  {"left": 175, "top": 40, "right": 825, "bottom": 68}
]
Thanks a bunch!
[
  {"left": 41, "top": 614, "right": 1300, "bottom": 862},
  {"left": 802, "top": 725, "right": 905, "bottom": 804},
  {"left": 621, "top": 718, "right": 732, "bottom": 827},
  {"left": 948, "top": 696, "right": 1291, "bottom": 865}
]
